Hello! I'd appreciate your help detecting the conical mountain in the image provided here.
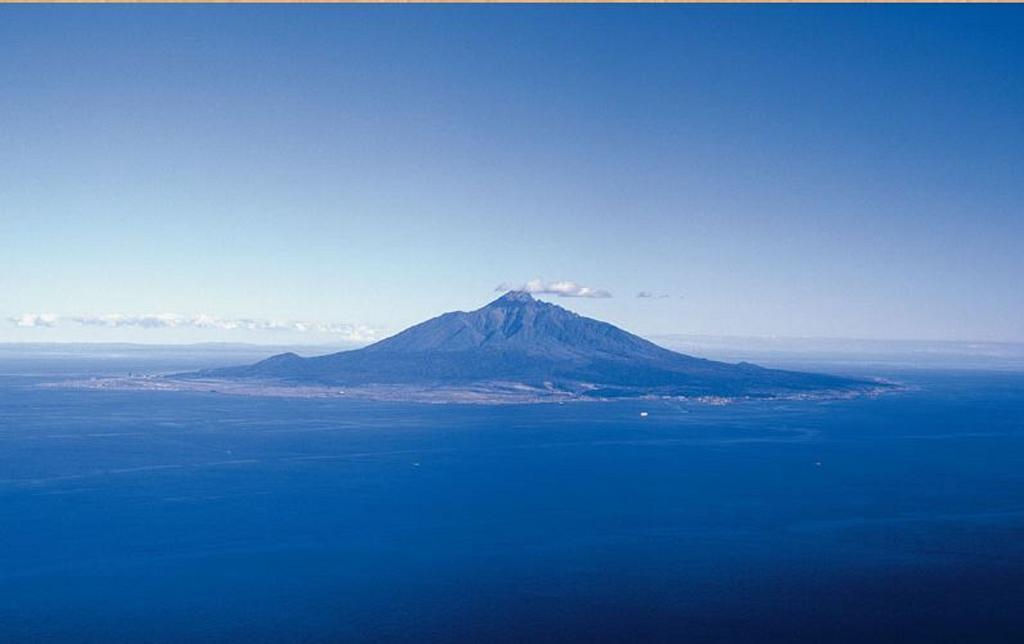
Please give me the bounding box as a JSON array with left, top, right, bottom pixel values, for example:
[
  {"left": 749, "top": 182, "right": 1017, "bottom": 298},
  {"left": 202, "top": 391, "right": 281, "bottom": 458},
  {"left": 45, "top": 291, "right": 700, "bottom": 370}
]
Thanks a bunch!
[
  {"left": 202, "top": 291, "right": 869, "bottom": 398},
  {"left": 362, "top": 290, "right": 680, "bottom": 360}
]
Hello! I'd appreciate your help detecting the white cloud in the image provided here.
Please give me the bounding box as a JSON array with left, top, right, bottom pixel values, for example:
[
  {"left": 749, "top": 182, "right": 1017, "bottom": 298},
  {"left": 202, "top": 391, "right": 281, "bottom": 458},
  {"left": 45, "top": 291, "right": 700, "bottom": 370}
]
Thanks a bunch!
[
  {"left": 8, "top": 313, "right": 382, "bottom": 341},
  {"left": 71, "top": 314, "right": 184, "bottom": 329},
  {"left": 8, "top": 313, "right": 59, "bottom": 328},
  {"left": 496, "top": 279, "right": 612, "bottom": 299}
]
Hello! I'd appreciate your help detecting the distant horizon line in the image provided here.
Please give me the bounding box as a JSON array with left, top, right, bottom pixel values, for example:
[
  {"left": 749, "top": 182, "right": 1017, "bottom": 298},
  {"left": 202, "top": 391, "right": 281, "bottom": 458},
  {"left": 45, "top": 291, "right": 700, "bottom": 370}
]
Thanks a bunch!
[{"left": 2, "top": 335, "right": 1023, "bottom": 349}]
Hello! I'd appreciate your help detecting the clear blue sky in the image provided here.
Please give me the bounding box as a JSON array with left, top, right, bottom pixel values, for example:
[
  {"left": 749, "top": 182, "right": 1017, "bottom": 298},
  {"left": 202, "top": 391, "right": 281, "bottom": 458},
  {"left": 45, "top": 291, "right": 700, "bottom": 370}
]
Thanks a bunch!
[{"left": 2, "top": 6, "right": 1022, "bottom": 344}]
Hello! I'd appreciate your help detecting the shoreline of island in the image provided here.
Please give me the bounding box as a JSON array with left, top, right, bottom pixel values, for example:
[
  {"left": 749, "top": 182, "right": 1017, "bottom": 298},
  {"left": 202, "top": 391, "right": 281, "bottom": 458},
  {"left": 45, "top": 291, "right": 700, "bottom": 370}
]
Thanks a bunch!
[{"left": 44, "top": 375, "right": 901, "bottom": 406}]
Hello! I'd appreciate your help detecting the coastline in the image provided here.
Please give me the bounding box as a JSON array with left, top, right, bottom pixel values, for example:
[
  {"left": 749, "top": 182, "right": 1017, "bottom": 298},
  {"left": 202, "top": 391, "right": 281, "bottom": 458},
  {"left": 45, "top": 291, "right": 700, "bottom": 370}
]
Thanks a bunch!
[{"left": 44, "top": 375, "right": 900, "bottom": 406}]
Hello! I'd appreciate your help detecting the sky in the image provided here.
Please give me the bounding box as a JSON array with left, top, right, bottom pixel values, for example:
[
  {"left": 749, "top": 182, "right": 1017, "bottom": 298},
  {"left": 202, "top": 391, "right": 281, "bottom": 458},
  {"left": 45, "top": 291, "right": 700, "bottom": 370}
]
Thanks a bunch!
[{"left": 1, "top": 6, "right": 1022, "bottom": 344}]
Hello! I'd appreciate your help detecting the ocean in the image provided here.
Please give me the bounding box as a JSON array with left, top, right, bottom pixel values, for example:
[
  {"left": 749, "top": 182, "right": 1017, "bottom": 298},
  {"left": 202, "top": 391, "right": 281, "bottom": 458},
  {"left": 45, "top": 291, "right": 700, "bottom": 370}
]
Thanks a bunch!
[{"left": 1, "top": 352, "right": 1022, "bottom": 642}]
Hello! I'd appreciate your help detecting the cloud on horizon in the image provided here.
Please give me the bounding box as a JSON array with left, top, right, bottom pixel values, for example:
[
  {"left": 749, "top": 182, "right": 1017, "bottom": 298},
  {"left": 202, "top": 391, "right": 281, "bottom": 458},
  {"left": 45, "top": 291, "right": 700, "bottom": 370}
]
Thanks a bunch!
[
  {"left": 8, "top": 313, "right": 59, "bottom": 328},
  {"left": 7, "top": 313, "right": 381, "bottom": 341},
  {"left": 496, "top": 279, "right": 612, "bottom": 299}
]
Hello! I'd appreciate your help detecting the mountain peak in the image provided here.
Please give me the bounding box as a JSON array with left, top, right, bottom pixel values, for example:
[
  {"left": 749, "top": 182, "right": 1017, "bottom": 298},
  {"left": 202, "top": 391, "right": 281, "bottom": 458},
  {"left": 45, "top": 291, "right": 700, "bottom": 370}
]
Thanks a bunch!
[{"left": 493, "top": 290, "right": 537, "bottom": 305}]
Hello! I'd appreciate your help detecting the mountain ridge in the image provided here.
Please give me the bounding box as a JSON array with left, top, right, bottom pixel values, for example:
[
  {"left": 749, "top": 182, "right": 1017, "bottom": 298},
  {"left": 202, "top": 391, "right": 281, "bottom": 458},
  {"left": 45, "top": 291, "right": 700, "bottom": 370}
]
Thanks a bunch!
[{"left": 196, "top": 291, "right": 878, "bottom": 399}]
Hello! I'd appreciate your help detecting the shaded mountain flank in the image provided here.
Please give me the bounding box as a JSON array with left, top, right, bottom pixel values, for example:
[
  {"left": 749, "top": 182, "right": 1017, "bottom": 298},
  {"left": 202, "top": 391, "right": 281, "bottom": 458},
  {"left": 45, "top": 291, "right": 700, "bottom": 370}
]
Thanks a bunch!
[{"left": 193, "top": 291, "right": 884, "bottom": 401}]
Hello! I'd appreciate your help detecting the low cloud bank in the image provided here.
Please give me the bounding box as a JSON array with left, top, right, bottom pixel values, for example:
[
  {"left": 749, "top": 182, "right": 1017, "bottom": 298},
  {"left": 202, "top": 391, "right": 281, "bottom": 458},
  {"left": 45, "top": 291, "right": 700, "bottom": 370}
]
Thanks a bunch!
[
  {"left": 7, "top": 313, "right": 380, "bottom": 341},
  {"left": 9, "top": 313, "right": 59, "bottom": 328}
]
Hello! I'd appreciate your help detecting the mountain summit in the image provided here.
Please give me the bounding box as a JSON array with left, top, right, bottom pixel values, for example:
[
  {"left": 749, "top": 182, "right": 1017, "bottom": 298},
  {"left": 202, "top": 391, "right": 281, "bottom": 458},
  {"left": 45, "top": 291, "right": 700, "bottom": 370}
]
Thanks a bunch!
[
  {"left": 360, "top": 290, "right": 670, "bottom": 360},
  {"left": 199, "top": 292, "right": 874, "bottom": 399}
]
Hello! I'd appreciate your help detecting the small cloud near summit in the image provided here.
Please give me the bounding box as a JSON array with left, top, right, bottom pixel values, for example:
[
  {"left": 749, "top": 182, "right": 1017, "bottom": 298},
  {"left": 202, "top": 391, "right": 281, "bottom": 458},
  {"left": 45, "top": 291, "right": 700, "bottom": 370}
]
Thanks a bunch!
[
  {"left": 637, "top": 291, "right": 670, "bottom": 299},
  {"left": 496, "top": 279, "right": 612, "bottom": 299}
]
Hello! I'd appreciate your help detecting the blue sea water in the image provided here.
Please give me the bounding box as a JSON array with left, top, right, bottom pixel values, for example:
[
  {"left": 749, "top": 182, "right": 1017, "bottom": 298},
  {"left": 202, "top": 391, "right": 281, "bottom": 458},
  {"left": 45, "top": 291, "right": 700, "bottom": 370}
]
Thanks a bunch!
[{"left": 1, "top": 357, "right": 1023, "bottom": 642}]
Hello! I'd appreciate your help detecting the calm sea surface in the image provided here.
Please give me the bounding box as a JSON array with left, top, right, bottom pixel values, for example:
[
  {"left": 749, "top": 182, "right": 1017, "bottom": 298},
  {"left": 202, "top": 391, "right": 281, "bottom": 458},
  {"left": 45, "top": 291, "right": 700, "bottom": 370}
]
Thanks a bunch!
[{"left": 1, "top": 355, "right": 1022, "bottom": 642}]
